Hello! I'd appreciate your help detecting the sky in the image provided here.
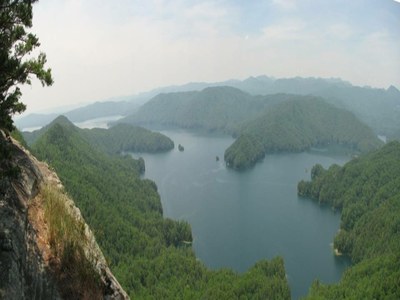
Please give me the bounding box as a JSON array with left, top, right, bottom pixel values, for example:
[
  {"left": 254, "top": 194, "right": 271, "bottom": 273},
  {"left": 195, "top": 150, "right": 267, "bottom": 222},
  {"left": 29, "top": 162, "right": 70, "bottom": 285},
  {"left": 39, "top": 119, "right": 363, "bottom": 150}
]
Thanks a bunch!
[{"left": 19, "top": 0, "right": 400, "bottom": 114}]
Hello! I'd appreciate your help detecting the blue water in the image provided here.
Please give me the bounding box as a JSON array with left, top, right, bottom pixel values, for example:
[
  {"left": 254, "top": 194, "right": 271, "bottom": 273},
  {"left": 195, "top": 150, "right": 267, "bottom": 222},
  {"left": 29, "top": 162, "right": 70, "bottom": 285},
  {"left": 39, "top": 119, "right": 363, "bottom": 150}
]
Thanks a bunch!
[{"left": 130, "top": 129, "right": 350, "bottom": 299}]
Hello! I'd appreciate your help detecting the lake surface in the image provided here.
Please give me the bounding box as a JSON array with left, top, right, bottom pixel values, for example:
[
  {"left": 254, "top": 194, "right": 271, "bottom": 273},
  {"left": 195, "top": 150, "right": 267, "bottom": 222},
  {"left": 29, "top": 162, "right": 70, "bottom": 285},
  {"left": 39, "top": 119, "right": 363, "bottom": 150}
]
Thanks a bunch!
[{"left": 130, "top": 129, "right": 351, "bottom": 299}]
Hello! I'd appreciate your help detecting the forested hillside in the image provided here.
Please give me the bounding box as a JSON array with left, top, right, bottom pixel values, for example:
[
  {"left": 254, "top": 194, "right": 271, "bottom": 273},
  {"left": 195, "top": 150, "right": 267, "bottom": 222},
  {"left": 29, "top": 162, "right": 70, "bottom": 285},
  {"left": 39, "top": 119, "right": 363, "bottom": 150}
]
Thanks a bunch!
[
  {"left": 23, "top": 116, "right": 174, "bottom": 154},
  {"left": 243, "top": 77, "right": 400, "bottom": 138},
  {"left": 224, "top": 97, "right": 382, "bottom": 169},
  {"left": 16, "top": 76, "right": 400, "bottom": 138},
  {"left": 81, "top": 123, "right": 174, "bottom": 154},
  {"left": 103, "top": 77, "right": 400, "bottom": 138},
  {"left": 31, "top": 120, "right": 291, "bottom": 299},
  {"left": 118, "top": 86, "right": 295, "bottom": 132},
  {"left": 298, "top": 141, "right": 400, "bottom": 299},
  {"left": 188, "top": 76, "right": 400, "bottom": 138}
]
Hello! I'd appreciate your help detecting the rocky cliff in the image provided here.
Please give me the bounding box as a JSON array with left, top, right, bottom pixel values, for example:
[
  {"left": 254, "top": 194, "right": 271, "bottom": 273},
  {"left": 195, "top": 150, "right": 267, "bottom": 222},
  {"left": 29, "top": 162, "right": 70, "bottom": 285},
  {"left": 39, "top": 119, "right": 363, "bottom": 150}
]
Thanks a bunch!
[{"left": 0, "top": 132, "right": 129, "bottom": 300}]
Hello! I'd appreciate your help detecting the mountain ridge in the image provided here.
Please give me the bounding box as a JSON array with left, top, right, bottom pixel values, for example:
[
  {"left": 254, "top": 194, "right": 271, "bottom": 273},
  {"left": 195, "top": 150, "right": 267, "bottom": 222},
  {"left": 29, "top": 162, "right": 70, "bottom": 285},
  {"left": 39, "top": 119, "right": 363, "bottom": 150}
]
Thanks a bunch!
[{"left": 15, "top": 76, "right": 400, "bottom": 138}]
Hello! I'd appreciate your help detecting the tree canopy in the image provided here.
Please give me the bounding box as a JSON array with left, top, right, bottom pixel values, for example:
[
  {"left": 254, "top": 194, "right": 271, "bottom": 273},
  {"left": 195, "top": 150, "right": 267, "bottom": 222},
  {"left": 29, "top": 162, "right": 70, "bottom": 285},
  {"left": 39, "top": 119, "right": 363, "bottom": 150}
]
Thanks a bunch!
[
  {"left": 0, "top": 0, "right": 53, "bottom": 132},
  {"left": 31, "top": 118, "right": 291, "bottom": 299},
  {"left": 224, "top": 97, "right": 382, "bottom": 170},
  {"left": 298, "top": 141, "right": 400, "bottom": 299}
]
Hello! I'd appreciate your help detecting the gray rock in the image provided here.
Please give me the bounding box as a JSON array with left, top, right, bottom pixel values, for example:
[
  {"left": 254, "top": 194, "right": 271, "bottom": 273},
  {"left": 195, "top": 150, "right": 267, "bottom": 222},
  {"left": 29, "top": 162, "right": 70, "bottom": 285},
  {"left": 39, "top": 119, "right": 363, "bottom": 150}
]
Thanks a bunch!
[{"left": 0, "top": 132, "right": 129, "bottom": 299}]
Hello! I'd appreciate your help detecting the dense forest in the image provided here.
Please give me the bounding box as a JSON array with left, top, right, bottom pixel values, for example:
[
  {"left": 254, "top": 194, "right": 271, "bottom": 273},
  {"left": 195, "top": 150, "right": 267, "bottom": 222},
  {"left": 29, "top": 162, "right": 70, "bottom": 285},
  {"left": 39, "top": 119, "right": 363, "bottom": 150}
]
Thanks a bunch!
[
  {"left": 15, "top": 77, "right": 400, "bottom": 139},
  {"left": 117, "top": 86, "right": 297, "bottom": 133},
  {"left": 227, "top": 76, "right": 400, "bottom": 139},
  {"left": 81, "top": 123, "right": 174, "bottom": 154},
  {"left": 31, "top": 120, "right": 291, "bottom": 299},
  {"left": 23, "top": 116, "right": 174, "bottom": 154},
  {"left": 113, "top": 87, "right": 384, "bottom": 171},
  {"left": 298, "top": 141, "right": 400, "bottom": 299},
  {"left": 113, "top": 77, "right": 400, "bottom": 139},
  {"left": 225, "top": 97, "right": 382, "bottom": 169}
]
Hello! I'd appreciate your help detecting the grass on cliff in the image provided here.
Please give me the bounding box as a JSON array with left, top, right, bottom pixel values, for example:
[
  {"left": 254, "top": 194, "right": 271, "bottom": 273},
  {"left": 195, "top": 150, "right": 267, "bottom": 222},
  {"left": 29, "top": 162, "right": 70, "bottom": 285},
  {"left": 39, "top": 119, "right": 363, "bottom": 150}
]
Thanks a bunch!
[{"left": 42, "top": 184, "right": 102, "bottom": 299}]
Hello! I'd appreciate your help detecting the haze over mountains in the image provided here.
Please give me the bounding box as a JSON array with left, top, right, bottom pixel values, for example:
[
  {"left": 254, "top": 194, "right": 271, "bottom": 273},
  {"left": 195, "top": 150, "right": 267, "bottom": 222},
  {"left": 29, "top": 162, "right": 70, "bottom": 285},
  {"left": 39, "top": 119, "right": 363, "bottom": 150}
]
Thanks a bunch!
[
  {"left": 119, "top": 86, "right": 288, "bottom": 132},
  {"left": 23, "top": 115, "right": 174, "bottom": 156},
  {"left": 16, "top": 76, "right": 400, "bottom": 139}
]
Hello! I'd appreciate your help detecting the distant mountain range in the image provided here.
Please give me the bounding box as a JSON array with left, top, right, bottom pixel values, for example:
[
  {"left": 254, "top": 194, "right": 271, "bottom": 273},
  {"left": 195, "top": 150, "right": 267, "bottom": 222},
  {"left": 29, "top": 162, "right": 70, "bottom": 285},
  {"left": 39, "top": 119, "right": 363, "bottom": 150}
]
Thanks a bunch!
[
  {"left": 115, "top": 86, "right": 382, "bottom": 169},
  {"left": 119, "top": 76, "right": 400, "bottom": 138},
  {"left": 15, "top": 98, "right": 141, "bottom": 130},
  {"left": 15, "top": 75, "right": 400, "bottom": 138}
]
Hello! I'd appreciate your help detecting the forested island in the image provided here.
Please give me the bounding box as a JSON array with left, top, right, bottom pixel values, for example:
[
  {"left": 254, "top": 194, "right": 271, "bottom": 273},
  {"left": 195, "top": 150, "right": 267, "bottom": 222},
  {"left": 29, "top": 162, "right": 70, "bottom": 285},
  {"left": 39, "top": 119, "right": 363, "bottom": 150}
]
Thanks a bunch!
[
  {"left": 298, "top": 141, "right": 400, "bottom": 299},
  {"left": 29, "top": 119, "right": 291, "bottom": 299},
  {"left": 224, "top": 98, "right": 382, "bottom": 169}
]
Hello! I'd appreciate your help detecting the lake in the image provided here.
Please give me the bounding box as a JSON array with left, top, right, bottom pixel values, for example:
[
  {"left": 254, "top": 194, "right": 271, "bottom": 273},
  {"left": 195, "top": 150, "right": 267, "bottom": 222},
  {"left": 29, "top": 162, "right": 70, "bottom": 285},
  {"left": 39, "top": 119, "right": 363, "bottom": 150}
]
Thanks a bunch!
[{"left": 132, "top": 129, "right": 351, "bottom": 299}]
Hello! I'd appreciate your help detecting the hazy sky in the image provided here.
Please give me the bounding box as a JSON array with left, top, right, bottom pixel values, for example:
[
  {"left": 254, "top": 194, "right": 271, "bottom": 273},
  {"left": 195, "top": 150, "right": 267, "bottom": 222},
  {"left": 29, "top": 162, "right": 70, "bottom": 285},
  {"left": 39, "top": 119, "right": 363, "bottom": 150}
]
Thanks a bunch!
[{"left": 20, "top": 0, "right": 400, "bottom": 114}]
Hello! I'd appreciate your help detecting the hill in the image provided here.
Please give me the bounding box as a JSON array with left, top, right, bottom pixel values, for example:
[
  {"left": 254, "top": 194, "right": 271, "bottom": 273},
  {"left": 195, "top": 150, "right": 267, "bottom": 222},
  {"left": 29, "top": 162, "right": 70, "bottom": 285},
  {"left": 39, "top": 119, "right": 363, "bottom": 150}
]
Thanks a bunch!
[
  {"left": 15, "top": 76, "right": 400, "bottom": 138},
  {"left": 82, "top": 123, "right": 174, "bottom": 154},
  {"left": 118, "top": 86, "right": 304, "bottom": 132},
  {"left": 224, "top": 97, "right": 382, "bottom": 169},
  {"left": 115, "top": 76, "right": 400, "bottom": 138},
  {"left": 23, "top": 115, "right": 174, "bottom": 155},
  {"left": 242, "top": 77, "right": 400, "bottom": 138},
  {"left": 30, "top": 120, "right": 291, "bottom": 299},
  {"left": 118, "top": 86, "right": 256, "bottom": 132},
  {"left": 297, "top": 141, "right": 400, "bottom": 299}
]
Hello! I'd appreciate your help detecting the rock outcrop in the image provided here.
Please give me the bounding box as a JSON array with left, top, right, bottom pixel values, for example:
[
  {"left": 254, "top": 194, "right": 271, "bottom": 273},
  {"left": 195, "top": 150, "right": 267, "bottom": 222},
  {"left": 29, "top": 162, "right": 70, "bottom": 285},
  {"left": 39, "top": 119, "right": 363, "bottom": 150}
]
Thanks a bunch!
[{"left": 0, "top": 132, "right": 129, "bottom": 299}]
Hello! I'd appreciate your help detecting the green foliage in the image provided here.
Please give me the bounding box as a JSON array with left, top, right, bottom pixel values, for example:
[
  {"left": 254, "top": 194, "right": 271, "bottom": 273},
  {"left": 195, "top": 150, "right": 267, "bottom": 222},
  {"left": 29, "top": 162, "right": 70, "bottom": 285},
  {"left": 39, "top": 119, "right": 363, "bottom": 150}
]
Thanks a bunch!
[
  {"left": 298, "top": 141, "right": 400, "bottom": 299},
  {"left": 119, "top": 87, "right": 293, "bottom": 133},
  {"left": 306, "top": 254, "right": 400, "bottom": 300},
  {"left": 82, "top": 123, "right": 174, "bottom": 154},
  {"left": 0, "top": 0, "right": 53, "bottom": 132},
  {"left": 23, "top": 116, "right": 174, "bottom": 157},
  {"left": 32, "top": 120, "right": 291, "bottom": 299},
  {"left": 10, "top": 128, "right": 28, "bottom": 148},
  {"left": 225, "top": 97, "right": 382, "bottom": 169},
  {"left": 245, "top": 77, "right": 400, "bottom": 139}
]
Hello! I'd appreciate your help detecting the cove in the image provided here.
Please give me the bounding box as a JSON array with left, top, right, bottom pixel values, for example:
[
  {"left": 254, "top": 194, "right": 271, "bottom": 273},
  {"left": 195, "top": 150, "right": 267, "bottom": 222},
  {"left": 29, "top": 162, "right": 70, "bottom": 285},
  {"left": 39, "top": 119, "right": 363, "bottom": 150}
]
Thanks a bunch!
[{"left": 129, "top": 129, "right": 351, "bottom": 299}]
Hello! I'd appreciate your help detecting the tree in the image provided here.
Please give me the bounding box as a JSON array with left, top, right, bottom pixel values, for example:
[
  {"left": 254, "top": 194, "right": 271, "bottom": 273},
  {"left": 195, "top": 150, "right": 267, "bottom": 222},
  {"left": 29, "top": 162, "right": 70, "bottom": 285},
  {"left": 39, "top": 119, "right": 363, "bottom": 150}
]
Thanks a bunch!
[{"left": 0, "top": 0, "right": 53, "bottom": 133}]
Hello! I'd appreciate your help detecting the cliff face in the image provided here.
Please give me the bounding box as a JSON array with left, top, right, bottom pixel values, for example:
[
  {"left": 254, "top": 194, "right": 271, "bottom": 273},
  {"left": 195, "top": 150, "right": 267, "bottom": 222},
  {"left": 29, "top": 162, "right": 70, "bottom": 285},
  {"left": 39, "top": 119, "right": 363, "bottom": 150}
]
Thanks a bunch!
[{"left": 0, "top": 133, "right": 129, "bottom": 300}]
